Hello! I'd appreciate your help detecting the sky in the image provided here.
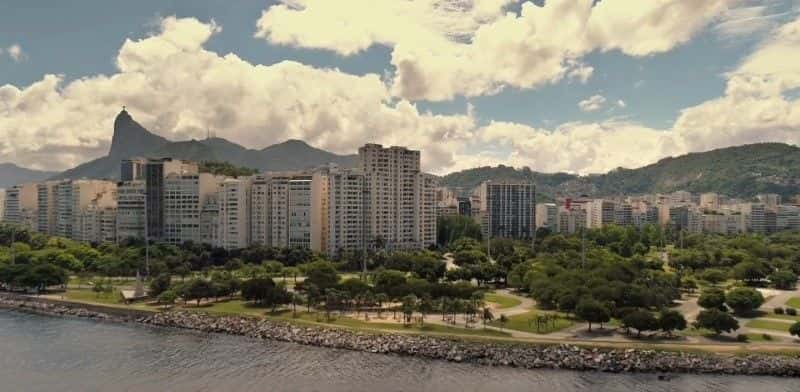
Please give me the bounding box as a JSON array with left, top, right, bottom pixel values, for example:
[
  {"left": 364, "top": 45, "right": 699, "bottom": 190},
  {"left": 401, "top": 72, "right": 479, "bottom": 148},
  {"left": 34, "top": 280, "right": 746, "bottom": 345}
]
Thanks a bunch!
[{"left": 1, "top": 0, "right": 800, "bottom": 175}]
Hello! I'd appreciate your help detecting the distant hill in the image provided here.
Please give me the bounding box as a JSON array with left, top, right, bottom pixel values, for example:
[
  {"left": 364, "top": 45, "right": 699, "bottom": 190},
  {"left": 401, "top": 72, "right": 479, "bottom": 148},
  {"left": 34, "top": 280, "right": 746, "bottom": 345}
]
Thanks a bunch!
[
  {"left": 0, "top": 163, "right": 57, "bottom": 188},
  {"left": 51, "top": 109, "right": 358, "bottom": 181},
  {"left": 439, "top": 143, "right": 800, "bottom": 200}
]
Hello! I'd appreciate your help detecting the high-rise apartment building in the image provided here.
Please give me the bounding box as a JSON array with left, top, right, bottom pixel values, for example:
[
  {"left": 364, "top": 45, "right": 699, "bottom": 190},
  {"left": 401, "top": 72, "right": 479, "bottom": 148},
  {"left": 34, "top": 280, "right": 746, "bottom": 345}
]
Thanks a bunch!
[
  {"left": 478, "top": 181, "right": 535, "bottom": 240},
  {"left": 757, "top": 194, "right": 781, "bottom": 209},
  {"left": 55, "top": 180, "right": 117, "bottom": 241},
  {"left": 311, "top": 165, "right": 366, "bottom": 256},
  {"left": 613, "top": 203, "right": 634, "bottom": 226},
  {"left": 36, "top": 181, "right": 61, "bottom": 235},
  {"left": 700, "top": 193, "right": 720, "bottom": 210},
  {"left": 144, "top": 158, "right": 198, "bottom": 241},
  {"left": 120, "top": 158, "right": 147, "bottom": 182},
  {"left": 254, "top": 172, "right": 314, "bottom": 249},
  {"left": 586, "top": 199, "right": 616, "bottom": 228},
  {"left": 359, "top": 144, "right": 436, "bottom": 250},
  {"left": 217, "top": 177, "right": 251, "bottom": 250},
  {"left": 73, "top": 189, "right": 117, "bottom": 244},
  {"left": 2, "top": 183, "right": 37, "bottom": 229},
  {"left": 163, "top": 172, "right": 221, "bottom": 245},
  {"left": 557, "top": 205, "right": 586, "bottom": 234},
  {"left": 116, "top": 180, "right": 146, "bottom": 242},
  {"left": 535, "top": 203, "right": 558, "bottom": 229}
]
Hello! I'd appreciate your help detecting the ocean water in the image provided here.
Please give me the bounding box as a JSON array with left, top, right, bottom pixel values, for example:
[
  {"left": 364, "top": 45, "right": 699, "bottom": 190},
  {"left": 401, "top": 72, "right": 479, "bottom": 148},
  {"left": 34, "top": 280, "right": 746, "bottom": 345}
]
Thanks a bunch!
[{"left": 0, "top": 310, "right": 797, "bottom": 392}]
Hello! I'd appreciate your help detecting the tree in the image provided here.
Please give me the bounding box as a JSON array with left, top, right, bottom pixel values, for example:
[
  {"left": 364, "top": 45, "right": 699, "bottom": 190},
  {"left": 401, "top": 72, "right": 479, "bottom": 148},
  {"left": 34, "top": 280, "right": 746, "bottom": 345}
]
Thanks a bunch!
[
  {"left": 182, "top": 279, "right": 213, "bottom": 306},
  {"left": 658, "top": 309, "right": 687, "bottom": 337},
  {"left": 789, "top": 321, "right": 800, "bottom": 339},
  {"left": 149, "top": 273, "right": 172, "bottom": 297},
  {"left": 699, "top": 269, "right": 727, "bottom": 285},
  {"left": 622, "top": 309, "right": 658, "bottom": 337},
  {"left": 698, "top": 287, "right": 726, "bottom": 310},
  {"left": 575, "top": 298, "right": 610, "bottom": 332},
  {"left": 694, "top": 309, "right": 739, "bottom": 335},
  {"left": 769, "top": 270, "right": 797, "bottom": 290},
  {"left": 732, "top": 261, "right": 768, "bottom": 285},
  {"left": 401, "top": 294, "right": 417, "bottom": 325},
  {"left": 157, "top": 290, "right": 177, "bottom": 308},
  {"left": 241, "top": 278, "right": 288, "bottom": 312},
  {"left": 725, "top": 287, "right": 764, "bottom": 315},
  {"left": 303, "top": 261, "right": 340, "bottom": 292}
]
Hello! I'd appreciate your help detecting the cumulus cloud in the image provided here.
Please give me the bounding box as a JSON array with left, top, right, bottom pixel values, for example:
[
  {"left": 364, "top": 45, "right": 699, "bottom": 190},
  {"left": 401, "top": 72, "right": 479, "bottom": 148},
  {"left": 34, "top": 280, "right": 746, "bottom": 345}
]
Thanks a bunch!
[
  {"left": 256, "top": 0, "right": 735, "bottom": 101},
  {"left": 578, "top": 95, "right": 606, "bottom": 112},
  {"left": 5, "top": 11, "right": 800, "bottom": 177},
  {"left": 475, "top": 14, "right": 800, "bottom": 174},
  {"left": 0, "top": 17, "right": 475, "bottom": 172},
  {"left": 616, "top": 100, "right": 626, "bottom": 108},
  {"left": 4, "top": 44, "right": 25, "bottom": 62}
]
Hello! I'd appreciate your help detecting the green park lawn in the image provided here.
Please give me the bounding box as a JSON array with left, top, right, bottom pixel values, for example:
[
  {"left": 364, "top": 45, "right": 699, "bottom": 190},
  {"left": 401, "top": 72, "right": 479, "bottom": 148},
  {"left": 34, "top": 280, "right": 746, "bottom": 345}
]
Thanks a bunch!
[
  {"left": 746, "top": 319, "right": 793, "bottom": 332},
  {"left": 489, "top": 310, "right": 573, "bottom": 334},
  {"left": 60, "top": 289, "right": 155, "bottom": 311},
  {"left": 745, "top": 333, "right": 776, "bottom": 342},
  {"left": 484, "top": 292, "right": 522, "bottom": 309},
  {"left": 786, "top": 297, "right": 800, "bottom": 309}
]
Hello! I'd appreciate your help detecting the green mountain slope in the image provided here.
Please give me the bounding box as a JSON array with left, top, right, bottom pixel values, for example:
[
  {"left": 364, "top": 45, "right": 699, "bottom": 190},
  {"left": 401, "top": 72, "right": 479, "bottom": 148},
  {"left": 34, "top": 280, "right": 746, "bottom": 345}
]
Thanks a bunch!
[
  {"left": 439, "top": 143, "right": 800, "bottom": 199},
  {"left": 52, "top": 110, "right": 357, "bottom": 181}
]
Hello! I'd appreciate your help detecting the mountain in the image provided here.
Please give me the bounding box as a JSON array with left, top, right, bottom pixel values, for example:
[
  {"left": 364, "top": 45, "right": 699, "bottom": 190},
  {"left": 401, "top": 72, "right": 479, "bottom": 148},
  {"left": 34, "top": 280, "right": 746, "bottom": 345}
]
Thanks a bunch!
[
  {"left": 439, "top": 143, "right": 800, "bottom": 200},
  {"left": 52, "top": 109, "right": 357, "bottom": 180},
  {"left": 0, "top": 163, "right": 57, "bottom": 188}
]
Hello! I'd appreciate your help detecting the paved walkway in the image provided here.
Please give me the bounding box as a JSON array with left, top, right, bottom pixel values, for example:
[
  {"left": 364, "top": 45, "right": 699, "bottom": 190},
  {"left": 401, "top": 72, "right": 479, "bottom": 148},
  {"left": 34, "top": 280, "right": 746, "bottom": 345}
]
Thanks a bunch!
[{"left": 761, "top": 287, "right": 800, "bottom": 310}]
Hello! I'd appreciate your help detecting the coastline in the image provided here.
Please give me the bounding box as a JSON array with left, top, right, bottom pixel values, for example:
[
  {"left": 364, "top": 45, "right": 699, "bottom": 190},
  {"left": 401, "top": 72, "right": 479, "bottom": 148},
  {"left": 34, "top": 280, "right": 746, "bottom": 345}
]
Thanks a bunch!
[{"left": 2, "top": 293, "right": 800, "bottom": 377}]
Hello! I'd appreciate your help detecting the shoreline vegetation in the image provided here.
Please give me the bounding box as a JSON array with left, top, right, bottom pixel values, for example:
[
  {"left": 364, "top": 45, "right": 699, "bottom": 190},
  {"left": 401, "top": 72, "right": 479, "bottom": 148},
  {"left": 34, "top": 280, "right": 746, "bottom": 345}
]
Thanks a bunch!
[{"left": 2, "top": 293, "right": 800, "bottom": 377}]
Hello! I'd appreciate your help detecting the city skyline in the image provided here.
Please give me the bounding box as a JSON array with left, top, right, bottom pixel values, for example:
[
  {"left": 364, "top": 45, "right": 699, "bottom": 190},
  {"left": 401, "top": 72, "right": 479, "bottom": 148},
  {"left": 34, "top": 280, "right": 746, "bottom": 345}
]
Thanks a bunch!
[{"left": 1, "top": 1, "right": 800, "bottom": 176}]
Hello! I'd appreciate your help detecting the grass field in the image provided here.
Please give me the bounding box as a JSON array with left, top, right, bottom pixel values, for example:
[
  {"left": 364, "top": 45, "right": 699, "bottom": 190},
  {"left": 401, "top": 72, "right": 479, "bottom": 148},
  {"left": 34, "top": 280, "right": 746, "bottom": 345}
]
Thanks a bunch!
[
  {"left": 488, "top": 310, "right": 573, "bottom": 334},
  {"left": 746, "top": 319, "right": 793, "bottom": 332},
  {"left": 745, "top": 333, "right": 775, "bottom": 342},
  {"left": 484, "top": 293, "right": 522, "bottom": 309},
  {"left": 60, "top": 289, "right": 154, "bottom": 311}
]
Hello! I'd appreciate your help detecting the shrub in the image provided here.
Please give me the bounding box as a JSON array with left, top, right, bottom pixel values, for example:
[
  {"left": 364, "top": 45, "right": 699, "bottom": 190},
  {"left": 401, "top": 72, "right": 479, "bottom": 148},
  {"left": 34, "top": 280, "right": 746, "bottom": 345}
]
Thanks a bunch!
[
  {"left": 788, "top": 308, "right": 798, "bottom": 316},
  {"left": 762, "top": 333, "right": 773, "bottom": 341},
  {"left": 774, "top": 307, "right": 785, "bottom": 315},
  {"left": 736, "top": 334, "right": 748, "bottom": 342}
]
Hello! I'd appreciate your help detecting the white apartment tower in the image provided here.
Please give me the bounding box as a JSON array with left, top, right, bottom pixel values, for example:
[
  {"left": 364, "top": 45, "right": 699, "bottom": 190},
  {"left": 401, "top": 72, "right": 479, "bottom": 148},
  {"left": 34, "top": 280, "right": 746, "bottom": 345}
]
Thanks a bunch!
[
  {"left": 358, "top": 144, "right": 436, "bottom": 250},
  {"left": 217, "top": 177, "right": 251, "bottom": 250},
  {"left": 311, "top": 165, "right": 366, "bottom": 256},
  {"left": 163, "top": 172, "right": 221, "bottom": 245}
]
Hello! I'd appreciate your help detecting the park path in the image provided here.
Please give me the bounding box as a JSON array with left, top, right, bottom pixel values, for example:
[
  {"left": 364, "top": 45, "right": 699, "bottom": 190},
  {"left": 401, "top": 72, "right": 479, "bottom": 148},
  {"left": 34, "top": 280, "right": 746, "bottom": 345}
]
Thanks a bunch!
[
  {"left": 760, "top": 286, "right": 800, "bottom": 310},
  {"left": 442, "top": 253, "right": 459, "bottom": 271}
]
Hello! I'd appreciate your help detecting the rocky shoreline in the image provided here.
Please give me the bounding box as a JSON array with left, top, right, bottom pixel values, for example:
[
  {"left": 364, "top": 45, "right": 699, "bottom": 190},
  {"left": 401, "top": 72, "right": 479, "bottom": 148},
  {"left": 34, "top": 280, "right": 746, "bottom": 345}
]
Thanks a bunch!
[{"left": 2, "top": 294, "right": 800, "bottom": 377}]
